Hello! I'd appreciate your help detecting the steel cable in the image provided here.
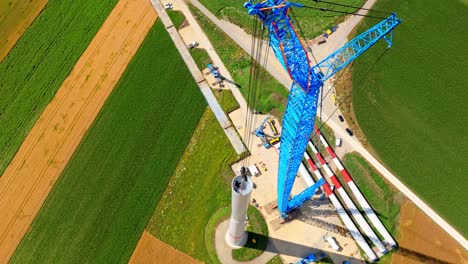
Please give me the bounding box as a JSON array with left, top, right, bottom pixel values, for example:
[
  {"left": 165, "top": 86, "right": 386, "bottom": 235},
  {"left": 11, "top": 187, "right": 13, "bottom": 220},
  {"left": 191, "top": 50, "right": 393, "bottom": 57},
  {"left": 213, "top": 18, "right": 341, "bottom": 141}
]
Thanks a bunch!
[{"left": 312, "top": 0, "right": 392, "bottom": 15}]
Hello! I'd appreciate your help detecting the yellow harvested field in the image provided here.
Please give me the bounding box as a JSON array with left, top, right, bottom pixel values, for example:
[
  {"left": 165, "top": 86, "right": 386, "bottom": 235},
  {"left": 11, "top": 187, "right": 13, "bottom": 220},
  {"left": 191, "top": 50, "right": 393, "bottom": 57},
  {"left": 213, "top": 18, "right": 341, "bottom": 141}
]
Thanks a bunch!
[
  {"left": 129, "top": 231, "right": 202, "bottom": 264},
  {"left": 392, "top": 201, "right": 468, "bottom": 264}
]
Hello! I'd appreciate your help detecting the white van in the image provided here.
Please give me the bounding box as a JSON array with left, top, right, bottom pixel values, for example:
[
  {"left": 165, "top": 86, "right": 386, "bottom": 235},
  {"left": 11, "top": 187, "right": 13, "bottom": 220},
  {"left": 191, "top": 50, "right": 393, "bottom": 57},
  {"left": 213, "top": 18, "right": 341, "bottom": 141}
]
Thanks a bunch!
[
  {"left": 325, "top": 236, "right": 340, "bottom": 251},
  {"left": 335, "top": 138, "right": 342, "bottom": 147}
]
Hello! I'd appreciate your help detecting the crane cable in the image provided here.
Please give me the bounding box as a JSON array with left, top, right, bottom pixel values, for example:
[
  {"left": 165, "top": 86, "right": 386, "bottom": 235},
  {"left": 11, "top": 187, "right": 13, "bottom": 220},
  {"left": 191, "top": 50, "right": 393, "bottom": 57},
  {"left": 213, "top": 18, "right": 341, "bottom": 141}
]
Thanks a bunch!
[
  {"left": 301, "top": 5, "right": 388, "bottom": 20},
  {"left": 312, "top": 0, "right": 393, "bottom": 15},
  {"left": 311, "top": 48, "right": 389, "bottom": 143},
  {"left": 241, "top": 16, "right": 257, "bottom": 168},
  {"left": 242, "top": 15, "right": 267, "bottom": 169}
]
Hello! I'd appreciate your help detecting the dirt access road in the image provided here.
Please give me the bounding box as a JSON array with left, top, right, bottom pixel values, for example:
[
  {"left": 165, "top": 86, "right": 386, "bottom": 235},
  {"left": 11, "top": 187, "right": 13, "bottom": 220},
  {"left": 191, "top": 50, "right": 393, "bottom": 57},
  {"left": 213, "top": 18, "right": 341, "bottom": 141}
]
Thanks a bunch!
[
  {"left": 130, "top": 231, "right": 201, "bottom": 264},
  {"left": 0, "top": 0, "right": 48, "bottom": 62},
  {"left": 0, "top": 0, "right": 156, "bottom": 262}
]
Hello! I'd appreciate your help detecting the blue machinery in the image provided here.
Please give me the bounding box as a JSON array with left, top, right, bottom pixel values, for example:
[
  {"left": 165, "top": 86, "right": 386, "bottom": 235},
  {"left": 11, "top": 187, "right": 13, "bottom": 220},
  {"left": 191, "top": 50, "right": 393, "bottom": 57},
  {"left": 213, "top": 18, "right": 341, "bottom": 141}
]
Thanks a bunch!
[{"left": 244, "top": 1, "right": 401, "bottom": 216}]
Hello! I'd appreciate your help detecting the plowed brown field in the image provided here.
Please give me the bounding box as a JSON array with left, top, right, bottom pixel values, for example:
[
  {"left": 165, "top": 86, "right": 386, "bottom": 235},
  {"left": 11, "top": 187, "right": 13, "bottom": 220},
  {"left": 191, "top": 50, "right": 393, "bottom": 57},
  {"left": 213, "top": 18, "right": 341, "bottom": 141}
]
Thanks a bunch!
[
  {"left": 130, "top": 231, "right": 202, "bottom": 264},
  {"left": 392, "top": 201, "right": 468, "bottom": 264},
  {"left": 0, "top": 0, "right": 48, "bottom": 62},
  {"left": 0, "top": 0, "right": 157, "bottom": 262}
]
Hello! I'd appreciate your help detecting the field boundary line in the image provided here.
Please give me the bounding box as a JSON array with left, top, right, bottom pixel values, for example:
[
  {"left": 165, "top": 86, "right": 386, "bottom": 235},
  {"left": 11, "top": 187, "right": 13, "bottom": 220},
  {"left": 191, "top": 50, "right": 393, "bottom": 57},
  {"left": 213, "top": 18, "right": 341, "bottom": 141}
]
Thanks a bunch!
[
  {"left": 0, "top": 0, "right": 49, "bottom": 62},
  {"left": 0, "top": 0, "right": 129, "bottom": 201},
  {"left": 0, "top": 1, "right": 157, "bottom": 261},
  {"left": 0, "top": 4, "right": 151, "bottom": 247}
]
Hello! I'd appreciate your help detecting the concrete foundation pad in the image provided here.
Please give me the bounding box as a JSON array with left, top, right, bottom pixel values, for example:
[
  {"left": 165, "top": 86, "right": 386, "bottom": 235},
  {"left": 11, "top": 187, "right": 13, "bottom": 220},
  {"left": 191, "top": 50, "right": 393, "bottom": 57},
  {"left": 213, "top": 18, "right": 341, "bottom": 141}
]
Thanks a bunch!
[
  {"left": 270, "top": 217, "right": 285, "bottom": 231},
  {"left": 225, "top": 231, "right": 247, "bottom": 249},
  {"left": 264, "top": 200, "right": 278, "bottom": 215}
]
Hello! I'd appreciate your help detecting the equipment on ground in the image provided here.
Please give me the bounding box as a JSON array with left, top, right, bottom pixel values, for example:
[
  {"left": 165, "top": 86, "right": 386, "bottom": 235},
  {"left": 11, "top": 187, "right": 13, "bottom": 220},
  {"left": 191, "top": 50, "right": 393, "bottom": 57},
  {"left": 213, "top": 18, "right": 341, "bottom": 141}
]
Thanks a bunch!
[
  {"left": 248, "top": 164, "right": 261, "bottom": 176},
  {"left": 269, "top": 137, "right": 280, "bottom": 145},
  {"left": 296, "top": 252, "right": 326, "bottom": 264},
  {"left": 206, "top": 64, "right": 225, "bottom": 87},
  {"left": 207, "top": 63, "right": 221, "bottom": 79},
  {"left": 205, "top": 64, "right": 242, "bottom": 88},
  {"left": 267, "top": 117, "right": 279, "bottom": 136},
  {"left": 254, "top": 116, "right": 280, "bottom": 148},
  {"left": 244, "top": 1, "right": 400, "bottom": 217}
]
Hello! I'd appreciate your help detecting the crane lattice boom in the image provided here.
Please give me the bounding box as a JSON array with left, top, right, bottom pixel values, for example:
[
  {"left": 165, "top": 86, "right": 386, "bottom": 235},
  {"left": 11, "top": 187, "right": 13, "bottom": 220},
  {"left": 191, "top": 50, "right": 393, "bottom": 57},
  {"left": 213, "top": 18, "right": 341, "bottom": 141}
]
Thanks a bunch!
[{"left": 245, "top": 0, "right": 401, "bottom": 216}]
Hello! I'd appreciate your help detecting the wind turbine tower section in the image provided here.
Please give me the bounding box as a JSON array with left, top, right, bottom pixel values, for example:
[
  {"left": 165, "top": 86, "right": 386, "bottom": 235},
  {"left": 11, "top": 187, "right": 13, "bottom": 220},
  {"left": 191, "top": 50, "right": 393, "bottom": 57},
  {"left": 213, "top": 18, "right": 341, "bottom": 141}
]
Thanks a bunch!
[{"left": 225, "top": 174, "right": 253, "bottom": 248}]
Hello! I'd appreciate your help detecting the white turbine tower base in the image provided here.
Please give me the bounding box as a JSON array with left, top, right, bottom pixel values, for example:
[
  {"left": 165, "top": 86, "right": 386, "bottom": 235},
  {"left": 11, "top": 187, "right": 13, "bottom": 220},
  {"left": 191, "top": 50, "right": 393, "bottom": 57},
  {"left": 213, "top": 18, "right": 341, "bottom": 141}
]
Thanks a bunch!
[{"left": 225, "top": 175, "right": 253, "bottom": 248}]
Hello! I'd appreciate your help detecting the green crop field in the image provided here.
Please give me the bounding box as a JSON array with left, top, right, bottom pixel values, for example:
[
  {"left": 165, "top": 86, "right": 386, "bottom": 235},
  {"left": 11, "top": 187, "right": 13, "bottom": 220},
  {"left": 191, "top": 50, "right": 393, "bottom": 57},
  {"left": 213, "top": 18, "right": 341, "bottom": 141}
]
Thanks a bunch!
[
  {"left": 352, "top": 0, "right": 468, "bottom": 234},
  {"left": 148, "top": 104, "right": 240, "bottom": 262},
  {"left": 0, "top": 0, "right": 118, "bottom": 175},
  {"left": 197, "top": 0, "right": 364, "bottom": 39},
  {"left": 11, "top": 20, "right": 207, "bottom": 263}
]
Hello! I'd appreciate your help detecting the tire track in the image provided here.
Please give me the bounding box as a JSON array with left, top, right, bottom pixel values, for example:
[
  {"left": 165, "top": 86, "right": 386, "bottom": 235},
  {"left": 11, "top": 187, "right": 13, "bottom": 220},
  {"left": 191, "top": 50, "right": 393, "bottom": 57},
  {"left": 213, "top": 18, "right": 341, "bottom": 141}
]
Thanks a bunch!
[{"left": 0, "top": 0, "right": 49, "bottom": 62}]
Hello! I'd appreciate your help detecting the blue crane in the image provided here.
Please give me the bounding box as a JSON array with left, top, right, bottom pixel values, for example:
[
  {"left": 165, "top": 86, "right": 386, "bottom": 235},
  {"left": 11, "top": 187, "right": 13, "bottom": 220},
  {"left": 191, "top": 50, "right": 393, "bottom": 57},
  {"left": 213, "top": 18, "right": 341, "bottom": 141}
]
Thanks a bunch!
[{"left": 244, "top": 1, "right": 401, "bottom": 217}]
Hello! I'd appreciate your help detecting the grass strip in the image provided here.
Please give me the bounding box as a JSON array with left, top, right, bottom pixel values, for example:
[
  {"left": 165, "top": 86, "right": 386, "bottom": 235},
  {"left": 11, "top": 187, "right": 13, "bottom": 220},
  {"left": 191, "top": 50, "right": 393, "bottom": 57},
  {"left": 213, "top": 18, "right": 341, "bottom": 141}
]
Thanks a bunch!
[
  {"left": 190, "top": 48, "right": 212, "bottom": 71},
  {"left": 215, "top": 89, "right": 240, "bottom": 114},
  {"left": 167, "top": 10, "right": 186, "bottom": 29},
  {"left": 0, "top": 0, "right": 118, "bottom": 175},
  {"left": 11, "top": 20, "right": 206, "bottom": 263}
]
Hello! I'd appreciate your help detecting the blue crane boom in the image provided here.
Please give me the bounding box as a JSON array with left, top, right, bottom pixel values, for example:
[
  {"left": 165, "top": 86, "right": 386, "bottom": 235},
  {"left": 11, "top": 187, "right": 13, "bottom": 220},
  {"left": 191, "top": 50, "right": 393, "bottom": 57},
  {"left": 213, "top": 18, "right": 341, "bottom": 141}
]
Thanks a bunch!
[
  {"left": 245, "top": 1, "right": 401, "bottom": 216},
  {"left": 311, "top": 13, "right": 401, "bottom": 82}
]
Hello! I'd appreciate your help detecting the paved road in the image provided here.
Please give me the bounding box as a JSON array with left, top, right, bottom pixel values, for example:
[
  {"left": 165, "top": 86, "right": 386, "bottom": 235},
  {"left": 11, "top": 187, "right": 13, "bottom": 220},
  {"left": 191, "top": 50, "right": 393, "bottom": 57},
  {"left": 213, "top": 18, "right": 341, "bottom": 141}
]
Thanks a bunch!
[{"left": 190, "top": 0, "right": 468, "bottom": 249}]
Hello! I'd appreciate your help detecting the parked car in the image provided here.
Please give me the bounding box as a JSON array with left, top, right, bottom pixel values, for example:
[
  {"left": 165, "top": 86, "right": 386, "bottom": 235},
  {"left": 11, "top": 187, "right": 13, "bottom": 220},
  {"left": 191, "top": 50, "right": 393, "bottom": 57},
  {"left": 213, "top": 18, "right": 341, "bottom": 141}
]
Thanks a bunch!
[
  {"left": 338, "top": 115, "right": 344, "bottom": 122},
  {"left": 164, "top": 3, "right": 173, "bottom": 9},
  {"left": 345, "top": 128, "right": 353, "bottom": 136},
  {"left": 187, "top": 41, "right": 199, "bottom": 49},
  {"left": 335, "top": 138, "right": 342, "bottom": 147}
]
